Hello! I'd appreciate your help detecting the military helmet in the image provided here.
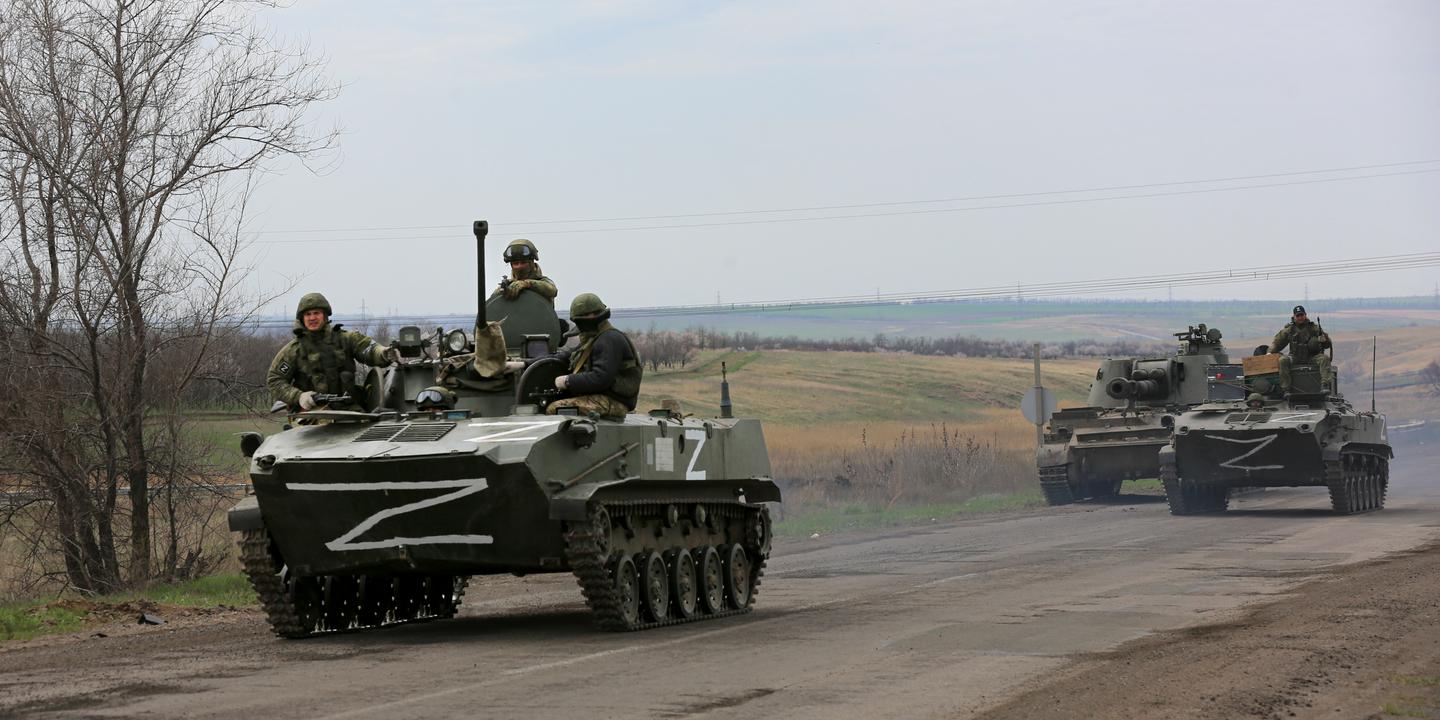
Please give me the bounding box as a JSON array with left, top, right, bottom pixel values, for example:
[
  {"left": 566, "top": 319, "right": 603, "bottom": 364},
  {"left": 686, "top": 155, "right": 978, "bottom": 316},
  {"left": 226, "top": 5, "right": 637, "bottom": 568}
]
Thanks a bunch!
[
  {"left": 569, "top": 292, "right": 610, "bottom": 320},
  {"left": 295, "top": 292, "right": 332, "bottom": 319},
  {"left": 415, "top": 386, "right": 457, "bottom": 410},
  {"left": 502, "top": 238, "right": 539, "bottom": 263}
]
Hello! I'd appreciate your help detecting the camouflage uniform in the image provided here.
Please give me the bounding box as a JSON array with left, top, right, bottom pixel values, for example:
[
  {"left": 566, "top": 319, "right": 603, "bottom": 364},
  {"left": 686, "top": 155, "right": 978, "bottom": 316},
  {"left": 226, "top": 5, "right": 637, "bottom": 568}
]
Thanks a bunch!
[
  {"left": 490, "top": 239, "right": 557, "bottom": 304},
  {"left": 490, "top": 263, "right": 558, "bottom": 303},
  {"left": 267, "top": 293, "right": 393, "bottom": 408},
  {"left": 546, "top": 293, "right": 641, "bottom": 420},
  {"left": 1269, "top": 306, "right": 1333, "bottom": 391}
]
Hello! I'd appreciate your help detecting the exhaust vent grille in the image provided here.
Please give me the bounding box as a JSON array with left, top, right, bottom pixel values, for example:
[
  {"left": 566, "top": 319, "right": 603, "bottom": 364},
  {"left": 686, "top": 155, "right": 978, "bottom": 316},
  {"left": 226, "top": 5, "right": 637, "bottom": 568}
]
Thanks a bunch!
[
  {"left": 351, "top": 422, "right": 456, "bottom": 443},
  {"left": 354, "top": 423, "right": 406, "bottom": 442},
  {"left": 393, "top": 422, "right": 455, "bottom": 442}
]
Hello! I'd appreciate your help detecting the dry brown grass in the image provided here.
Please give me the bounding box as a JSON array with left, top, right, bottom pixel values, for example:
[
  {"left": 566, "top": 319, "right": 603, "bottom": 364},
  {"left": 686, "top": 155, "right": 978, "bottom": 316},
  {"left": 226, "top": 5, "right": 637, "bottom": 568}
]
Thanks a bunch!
[
  {"left": 640, "top": 349, "right": 1096, "bottom": 426},
  {"left": 770, "top": 420, "right": 1035, "bottom": 517}
]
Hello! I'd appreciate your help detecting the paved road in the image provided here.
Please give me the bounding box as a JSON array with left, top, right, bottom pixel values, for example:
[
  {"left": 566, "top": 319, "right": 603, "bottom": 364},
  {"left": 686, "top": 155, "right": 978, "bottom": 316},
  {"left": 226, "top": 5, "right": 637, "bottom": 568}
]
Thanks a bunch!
[{"left": 3, "top": 442, "right": 1437, "bottom": 719}]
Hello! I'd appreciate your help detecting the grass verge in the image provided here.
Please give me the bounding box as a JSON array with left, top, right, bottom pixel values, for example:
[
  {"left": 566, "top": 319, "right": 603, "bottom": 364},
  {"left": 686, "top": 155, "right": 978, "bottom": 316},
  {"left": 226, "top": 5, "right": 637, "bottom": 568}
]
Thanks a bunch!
[
  {"left": 0, "top": 573, "right": 255, "bottom": 643},
  {"left": 774, "top": 492, "right": 1047, "bottom": 538}
]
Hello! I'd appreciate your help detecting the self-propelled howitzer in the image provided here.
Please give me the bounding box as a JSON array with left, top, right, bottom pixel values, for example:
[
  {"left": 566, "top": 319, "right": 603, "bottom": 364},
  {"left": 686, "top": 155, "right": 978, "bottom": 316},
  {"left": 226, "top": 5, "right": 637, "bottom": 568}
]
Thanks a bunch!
[
  {"left": 228, "top": 221, "right": 778, "bottom": 637},
  {"left": 1036, "top": 325, "right": 1242, "bottom": 504}
]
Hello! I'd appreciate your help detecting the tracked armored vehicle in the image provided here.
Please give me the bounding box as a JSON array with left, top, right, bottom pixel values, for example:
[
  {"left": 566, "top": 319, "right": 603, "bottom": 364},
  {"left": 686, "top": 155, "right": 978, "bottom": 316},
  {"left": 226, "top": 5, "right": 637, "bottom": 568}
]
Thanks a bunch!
[
  {"left": 228, "top": 221, "right": 778, "bottom": 637},
  {"left": 1158, "top": 350, "right": 1392, "bottom": 515},
  {"left": 1037, "top": 325, "right": 1242, "bottom": 505}
]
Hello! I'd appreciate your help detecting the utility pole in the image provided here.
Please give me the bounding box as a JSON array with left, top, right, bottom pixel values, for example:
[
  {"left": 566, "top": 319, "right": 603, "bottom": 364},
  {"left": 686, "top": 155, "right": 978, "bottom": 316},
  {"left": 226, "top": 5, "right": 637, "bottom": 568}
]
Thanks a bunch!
[{"left": 1032, "top": 343, "right": 1044, "bottom": 447}]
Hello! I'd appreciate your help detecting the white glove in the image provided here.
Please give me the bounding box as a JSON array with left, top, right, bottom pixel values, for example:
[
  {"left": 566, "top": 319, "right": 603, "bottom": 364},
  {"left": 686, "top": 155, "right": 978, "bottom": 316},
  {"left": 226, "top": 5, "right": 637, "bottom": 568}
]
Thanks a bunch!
[
  {"left": 299, "top": 391, "right": 317, "bottom": 410},
  {"left": 554, "top": 375, "right": 569, "bottom": 391},
  {"left": 381, "top": 345, "right": 401, "bottom": 365}
]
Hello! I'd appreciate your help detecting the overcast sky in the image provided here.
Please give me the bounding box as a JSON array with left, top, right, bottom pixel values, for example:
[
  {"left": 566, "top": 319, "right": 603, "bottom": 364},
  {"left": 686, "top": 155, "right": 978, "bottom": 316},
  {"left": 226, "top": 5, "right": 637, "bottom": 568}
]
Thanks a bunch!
[{"left": 245, "top": 0, "right": 1440, "bottom": 317}]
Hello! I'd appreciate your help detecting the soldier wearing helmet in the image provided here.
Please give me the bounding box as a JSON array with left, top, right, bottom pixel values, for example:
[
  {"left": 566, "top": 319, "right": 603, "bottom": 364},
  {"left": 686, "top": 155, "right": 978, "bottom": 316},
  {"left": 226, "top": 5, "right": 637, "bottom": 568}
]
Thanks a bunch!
[
  {"left": 1265, "top": 304, "right": 1333, "bottom": 391},
  {"left": 545, "top": 293, "right": 642, "bottom": 419},
  {"left": 490, "top": 238, "right": 558, "bottom": 304},
  {"left": 266, "top": 292, "right": 400, "bottom": 411}
]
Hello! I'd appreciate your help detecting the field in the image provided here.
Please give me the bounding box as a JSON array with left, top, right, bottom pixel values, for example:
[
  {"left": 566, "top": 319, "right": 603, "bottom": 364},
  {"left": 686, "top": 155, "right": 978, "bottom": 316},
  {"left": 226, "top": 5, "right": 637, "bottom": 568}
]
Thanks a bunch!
[{"left": 637, "top": 349, "right": 1097, "bottom": 425}]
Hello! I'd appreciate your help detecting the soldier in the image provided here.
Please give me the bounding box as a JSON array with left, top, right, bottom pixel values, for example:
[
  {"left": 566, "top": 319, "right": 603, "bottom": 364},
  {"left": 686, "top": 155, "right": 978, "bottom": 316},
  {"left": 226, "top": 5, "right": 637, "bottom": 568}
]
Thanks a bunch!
[
  {"left": 267, "top": 293, "right": 400, "bottom": 411},
  {"left": 490, "top": 238, "right": 557, "bottom": 304},
  {"left": 545, "top": 293, "right": 642, "bottom": 419},
  {"left": 1266, "top": 304, "right": 1333, "bottom": 391}
]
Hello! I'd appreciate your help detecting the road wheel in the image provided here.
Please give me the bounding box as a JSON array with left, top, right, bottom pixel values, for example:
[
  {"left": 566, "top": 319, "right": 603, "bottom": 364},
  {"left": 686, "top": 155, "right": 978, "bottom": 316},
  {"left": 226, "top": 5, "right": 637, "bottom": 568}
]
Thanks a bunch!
[
  {"left": 611, "top": 554, "right": 641, "bottom": 628},
  {"left": 285, "top": 573, "right": 323, "bottom": 634},
  {"left": 695, "top": 545, "right": 724, "bottom": 614},
  {"left": 639, "top": 551, "right": 670, "bottom": 623},
  {"left": 321, "top": 575, "right": 358, "bottom": 631},
  {"left": 723, "top": 544, "right": 753, "bottom": 610},
  {"left": 668, "top": 548, "right": 698, "bottom": 620},
  {"left": 355, "top": 575, "right": 391, "bottom": 627}
]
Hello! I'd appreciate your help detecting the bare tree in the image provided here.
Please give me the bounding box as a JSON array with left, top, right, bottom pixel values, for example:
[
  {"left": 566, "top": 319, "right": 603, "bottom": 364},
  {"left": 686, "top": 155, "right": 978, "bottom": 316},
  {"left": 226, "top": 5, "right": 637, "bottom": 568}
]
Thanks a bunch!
[
  {"left": 1422, "top": 359, "right": 1440, "bottom": 398},
  {"left": 0, "top": 0, "right": 334, "bottom": 591}
]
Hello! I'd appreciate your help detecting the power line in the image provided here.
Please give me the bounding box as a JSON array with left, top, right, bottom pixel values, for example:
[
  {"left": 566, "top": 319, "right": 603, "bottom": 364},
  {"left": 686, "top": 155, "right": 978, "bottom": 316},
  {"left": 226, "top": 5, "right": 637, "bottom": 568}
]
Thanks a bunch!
[
  {"left": 248, "top": 167, "right": 1440, "bottom": 244},
  {"left": 250, "top": 159, "right": 1440, "bottom": 237}
]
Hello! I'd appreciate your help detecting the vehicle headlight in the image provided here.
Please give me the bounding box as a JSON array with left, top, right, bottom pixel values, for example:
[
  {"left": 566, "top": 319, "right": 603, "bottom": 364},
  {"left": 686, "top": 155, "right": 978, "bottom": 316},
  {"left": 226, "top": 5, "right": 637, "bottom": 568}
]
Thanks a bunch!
[{"left": 444, "top": 329, "right": 469, "bottom": 353}]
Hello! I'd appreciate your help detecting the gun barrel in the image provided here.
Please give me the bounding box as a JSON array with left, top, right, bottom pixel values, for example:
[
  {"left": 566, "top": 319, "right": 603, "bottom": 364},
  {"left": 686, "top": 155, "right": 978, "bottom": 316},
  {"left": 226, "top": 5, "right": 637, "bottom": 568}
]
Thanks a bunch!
[{"left": 1105, "top": 373, "right": 1167, "bottom": 400}]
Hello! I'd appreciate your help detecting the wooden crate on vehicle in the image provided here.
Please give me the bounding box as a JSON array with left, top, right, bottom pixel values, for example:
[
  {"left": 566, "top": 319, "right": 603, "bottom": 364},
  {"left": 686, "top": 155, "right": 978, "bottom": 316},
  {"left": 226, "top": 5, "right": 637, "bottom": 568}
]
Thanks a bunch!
[{"left": 1243, "top": 354, "right": 1283, "bottom": 376}]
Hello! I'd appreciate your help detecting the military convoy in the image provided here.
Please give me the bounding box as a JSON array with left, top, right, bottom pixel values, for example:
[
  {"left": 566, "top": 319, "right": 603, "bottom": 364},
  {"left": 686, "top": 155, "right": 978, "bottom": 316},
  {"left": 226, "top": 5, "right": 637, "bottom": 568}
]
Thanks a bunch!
[
  {"left": 228, "top": 221, "right": 778, "bottom": 638},
  {"left": 230, "top": 217, "right": 1397, "bottom": 640},
  {"left": 1036, "top": 325, "right": 1243, "bottom": 505},
  {"left": 1158, "top": 348, "right": 1392, "bottom": 515}
]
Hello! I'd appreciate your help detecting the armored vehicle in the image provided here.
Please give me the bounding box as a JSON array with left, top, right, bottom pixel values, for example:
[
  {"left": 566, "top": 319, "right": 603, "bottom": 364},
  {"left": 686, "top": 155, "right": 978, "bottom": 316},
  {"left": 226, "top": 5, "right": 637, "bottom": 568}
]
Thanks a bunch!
[
  {"left": 228, "top": 221, "right": 778, "bottom": 637},
  {"left": 1158, "top": 349, "right": 1392, "bottom": 515},
  {"left": 1037, "top": 325, "right": 1242, "bottom": 505}
]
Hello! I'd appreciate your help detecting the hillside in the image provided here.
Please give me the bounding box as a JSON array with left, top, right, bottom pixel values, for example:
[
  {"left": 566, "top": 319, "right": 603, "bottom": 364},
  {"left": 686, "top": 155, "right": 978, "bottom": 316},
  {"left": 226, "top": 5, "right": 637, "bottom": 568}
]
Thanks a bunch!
[
  {"left": 636, "top": 350, "right": 1097, "bottom": 427},
  {"left": 613, "top": 296, "right": 1440, "bottom": 342}
]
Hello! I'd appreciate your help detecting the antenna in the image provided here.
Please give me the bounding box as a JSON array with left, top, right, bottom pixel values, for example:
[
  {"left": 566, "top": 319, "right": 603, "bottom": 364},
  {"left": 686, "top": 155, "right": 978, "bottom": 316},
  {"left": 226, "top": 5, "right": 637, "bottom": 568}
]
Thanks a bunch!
[{"left": 1371, "top": 336, "right": 1377, "bottom": 413}]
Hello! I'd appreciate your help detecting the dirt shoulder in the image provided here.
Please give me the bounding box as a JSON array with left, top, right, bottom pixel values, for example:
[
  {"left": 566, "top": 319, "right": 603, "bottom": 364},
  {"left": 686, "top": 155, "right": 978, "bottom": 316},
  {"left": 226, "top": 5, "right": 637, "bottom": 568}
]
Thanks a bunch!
[{"left": 977, "top": 540, "right": 1440, "bottom": 720}]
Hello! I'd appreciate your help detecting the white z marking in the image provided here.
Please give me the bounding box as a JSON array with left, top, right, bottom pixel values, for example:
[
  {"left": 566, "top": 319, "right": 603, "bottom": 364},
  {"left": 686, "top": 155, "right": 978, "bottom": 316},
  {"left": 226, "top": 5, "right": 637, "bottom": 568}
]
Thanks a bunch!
[
  {"left": 1203, "top": 433, "right": 1285, "bottom": 473},
  {"left": 286, "top": 478, "right": 493, "bottom": 551},
  {"left": 684, "top": 429, "right": 708, "bottom": 480},
  {"left": 464, "top": 420, "right": 561, "bottom": 444}
]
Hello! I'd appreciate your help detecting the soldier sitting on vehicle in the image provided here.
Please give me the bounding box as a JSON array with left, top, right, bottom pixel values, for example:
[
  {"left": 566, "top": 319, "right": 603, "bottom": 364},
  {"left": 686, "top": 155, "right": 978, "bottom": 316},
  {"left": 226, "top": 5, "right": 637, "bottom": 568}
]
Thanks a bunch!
[
  {"left": 267, "top": 293, "right": 400, "bottom": 411},
  {"left": 489, "top": 238, "right": 558, "bottom": 305},
  {"left": 545, "top": 293, "right": 642, "bottom": 420},
  {"left": 1265, "top": 304, "right": 1333, "bottom": 392}
]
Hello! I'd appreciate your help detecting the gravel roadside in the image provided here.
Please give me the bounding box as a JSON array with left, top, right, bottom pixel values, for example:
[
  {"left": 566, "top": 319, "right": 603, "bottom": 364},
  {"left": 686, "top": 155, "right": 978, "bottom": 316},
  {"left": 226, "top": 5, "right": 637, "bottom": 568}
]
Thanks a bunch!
[{"left": 977, "top": 539, "right": 1440, "bottom": 720}]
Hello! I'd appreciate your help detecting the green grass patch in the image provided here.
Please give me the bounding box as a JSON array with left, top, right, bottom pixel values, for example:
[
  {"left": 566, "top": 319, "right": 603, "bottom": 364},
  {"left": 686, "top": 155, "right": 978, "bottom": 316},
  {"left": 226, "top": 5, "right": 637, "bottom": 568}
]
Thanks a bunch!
[
  {"left": 0, "top": 603, "right": 88, "bottom": 642},
  {"left": 1390, "top": 676, "right": 1440, "bottom": 687},
  {"left": 1379, "top": 702, "right": 1430, "bottom": 718},
  {"left": 1127, "top": 478, "right": 1163, "bottom": 491},
  {"left": 109, "top": 573, "right": 256, "bottom": 608},
  {"left": 776, "top": 493, "right": 1046, "bottom": 537},
  {"left": 0, "top": 573, "right": 256, "bottom": 643}
]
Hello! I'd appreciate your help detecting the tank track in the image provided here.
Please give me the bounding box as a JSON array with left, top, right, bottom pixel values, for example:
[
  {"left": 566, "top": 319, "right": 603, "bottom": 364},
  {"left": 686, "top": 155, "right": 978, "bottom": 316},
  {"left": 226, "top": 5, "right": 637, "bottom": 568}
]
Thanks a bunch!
[
  {"left": 563, "top": 500, "right": 769, "bottom": 631},
  {"left": 240, "top": 528, "right": 467, "bottom": 639},
  {"left": 1327, "top": 452, "right": 1389, "bottom": 515},
  {"left": 1160, "top": 461, "right": 1229, "bottom": 515},
  {"left": 1038, "top": 465, "right": 1075, "bottom": 506}
]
